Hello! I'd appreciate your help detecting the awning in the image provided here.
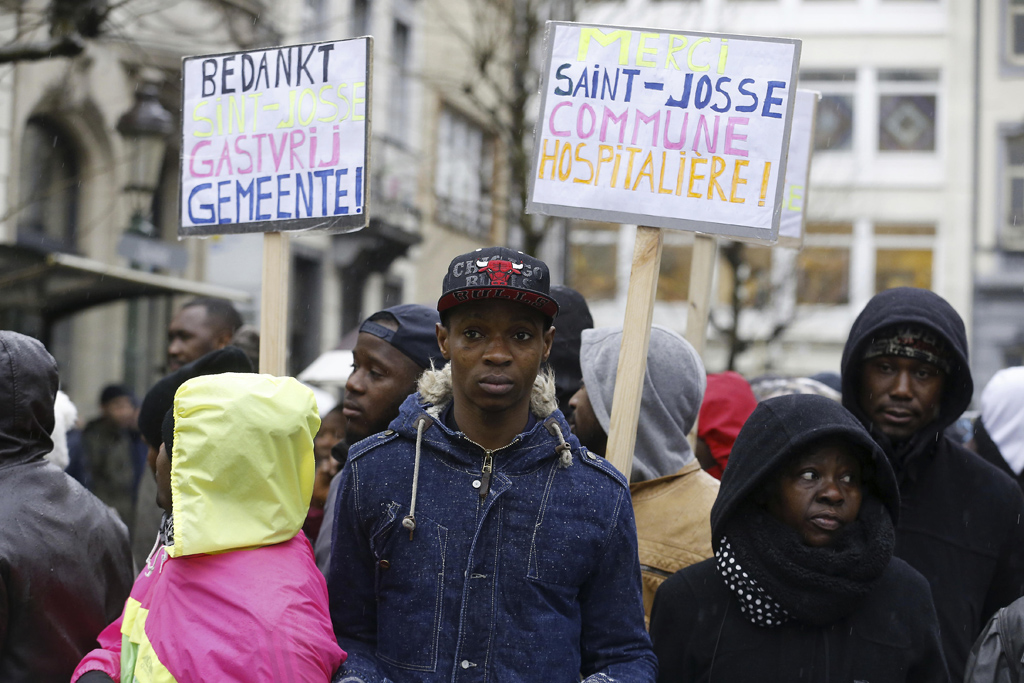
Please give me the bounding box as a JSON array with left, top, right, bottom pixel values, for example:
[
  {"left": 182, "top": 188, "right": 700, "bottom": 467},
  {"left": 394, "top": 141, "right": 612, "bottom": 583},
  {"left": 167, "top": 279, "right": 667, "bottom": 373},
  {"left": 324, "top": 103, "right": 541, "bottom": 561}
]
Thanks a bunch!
[{"left": 0, "top": 245, "right": 250, "bottom": 321}]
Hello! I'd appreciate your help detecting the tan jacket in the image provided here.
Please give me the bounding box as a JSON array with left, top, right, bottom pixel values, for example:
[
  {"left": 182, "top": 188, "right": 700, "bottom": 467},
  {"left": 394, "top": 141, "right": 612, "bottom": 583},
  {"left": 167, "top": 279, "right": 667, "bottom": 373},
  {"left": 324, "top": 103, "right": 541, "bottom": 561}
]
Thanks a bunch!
[{"left": 630, "top": 461, "right": 720, "bottom": 621}]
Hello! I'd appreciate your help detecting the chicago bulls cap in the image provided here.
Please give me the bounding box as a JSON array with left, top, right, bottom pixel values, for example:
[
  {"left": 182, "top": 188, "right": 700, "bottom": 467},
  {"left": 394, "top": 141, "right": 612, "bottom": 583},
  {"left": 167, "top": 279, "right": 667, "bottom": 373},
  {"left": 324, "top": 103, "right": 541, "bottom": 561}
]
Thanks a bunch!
[{"left": 438, "top": 247, "right": 559, "bottom": 318}]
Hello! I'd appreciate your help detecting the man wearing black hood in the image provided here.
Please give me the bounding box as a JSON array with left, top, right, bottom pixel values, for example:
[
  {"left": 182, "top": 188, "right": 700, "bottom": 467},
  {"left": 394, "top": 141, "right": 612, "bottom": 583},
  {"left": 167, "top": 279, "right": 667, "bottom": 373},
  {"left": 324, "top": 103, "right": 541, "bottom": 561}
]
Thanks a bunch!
[
  {"left": 841, "top": 287, "right": 1024, "bottom": 680},
  {"left": 0, "top": 332, "right": 133, "bottom": 682}
]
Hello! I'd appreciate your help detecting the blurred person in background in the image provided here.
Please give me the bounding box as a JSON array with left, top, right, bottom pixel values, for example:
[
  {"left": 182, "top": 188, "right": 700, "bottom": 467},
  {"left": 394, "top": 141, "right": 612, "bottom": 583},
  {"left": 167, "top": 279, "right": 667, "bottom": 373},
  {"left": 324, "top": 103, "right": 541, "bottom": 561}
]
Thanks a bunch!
[
  {"left": 83, "top": 385, "right": 147, "bottom": 529},
  {"left": 305, "top": 404, "right": 344, "bottom": 544},
  {"left": 0, "top": 331, "right": 132, "bottom": 683},
  {"left": 696, "top": 371, "right": 758, "bottom": 479},
  {"left": 166, "top": 297, "right": 242, "bottom": 372},
  {"left": 973, "top": 367, "right": 1024, "bottom": 491},
  {"left": 546, "top": 284, "right": 594, "bottom": 419},
  {"left": 841, "top": 287, "right": 1024, "bottom": 681},
  {"left": 571, "top": 325, "right": 718, "bottom": 620},
  {"left": 314, "top": 303, "right": 445, "bottom": 575}
]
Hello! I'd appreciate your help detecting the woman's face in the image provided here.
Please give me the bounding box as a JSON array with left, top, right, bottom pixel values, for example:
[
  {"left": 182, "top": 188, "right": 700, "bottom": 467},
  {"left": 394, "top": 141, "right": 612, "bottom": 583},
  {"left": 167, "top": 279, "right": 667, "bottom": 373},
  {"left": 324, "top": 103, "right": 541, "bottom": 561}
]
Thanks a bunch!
[{"left": 765, "top": 441, "right": 864, "bottom": 547}]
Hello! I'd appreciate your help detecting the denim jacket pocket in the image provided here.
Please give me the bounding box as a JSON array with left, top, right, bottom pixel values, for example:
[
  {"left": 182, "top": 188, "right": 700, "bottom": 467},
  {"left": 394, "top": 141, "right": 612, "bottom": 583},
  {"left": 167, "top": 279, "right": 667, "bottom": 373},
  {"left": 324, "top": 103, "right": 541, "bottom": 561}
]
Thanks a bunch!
[{"left": 371, "top": 502, "right": 449, "bottom": 672}]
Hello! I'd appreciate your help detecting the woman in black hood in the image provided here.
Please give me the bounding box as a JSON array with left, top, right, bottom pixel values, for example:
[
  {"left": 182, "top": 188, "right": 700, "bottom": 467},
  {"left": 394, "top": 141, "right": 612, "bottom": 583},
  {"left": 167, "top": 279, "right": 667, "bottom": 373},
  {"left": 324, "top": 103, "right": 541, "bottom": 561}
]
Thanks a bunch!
[{"left": 650, "top": 394, "right": 948, "bottom": 683}]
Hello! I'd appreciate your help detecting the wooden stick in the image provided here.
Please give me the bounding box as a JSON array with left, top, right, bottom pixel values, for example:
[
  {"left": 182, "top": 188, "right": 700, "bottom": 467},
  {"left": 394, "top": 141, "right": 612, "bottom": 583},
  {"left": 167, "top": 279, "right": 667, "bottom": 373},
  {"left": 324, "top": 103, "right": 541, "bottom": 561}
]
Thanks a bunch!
[
  {"left": 605, "top": 225, "right": 664, "bottom": 478},
  {"left": 685, "top": 233, "right": 717, "bottom": 357},
  {"left": 259, "top": 231, "right": 291, "bottom": 375}
]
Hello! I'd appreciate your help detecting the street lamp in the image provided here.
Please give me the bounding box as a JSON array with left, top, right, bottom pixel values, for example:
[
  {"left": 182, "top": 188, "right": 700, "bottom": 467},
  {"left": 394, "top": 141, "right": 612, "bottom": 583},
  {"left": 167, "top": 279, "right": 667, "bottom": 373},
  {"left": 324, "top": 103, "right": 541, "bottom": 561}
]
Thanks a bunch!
[{"left": 116, "top": 80, "right": 173, "bottom": 237}]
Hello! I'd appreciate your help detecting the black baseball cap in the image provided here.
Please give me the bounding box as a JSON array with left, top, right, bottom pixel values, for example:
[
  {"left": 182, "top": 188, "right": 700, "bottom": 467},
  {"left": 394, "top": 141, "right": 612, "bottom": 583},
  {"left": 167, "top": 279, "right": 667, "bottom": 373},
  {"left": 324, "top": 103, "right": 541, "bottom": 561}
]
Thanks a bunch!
[
  {"left": 437, "top": 247, "right": 558, "bottom": 318},
  {"left": 359, "top": 304, "right": 444, "bottom": 370}
]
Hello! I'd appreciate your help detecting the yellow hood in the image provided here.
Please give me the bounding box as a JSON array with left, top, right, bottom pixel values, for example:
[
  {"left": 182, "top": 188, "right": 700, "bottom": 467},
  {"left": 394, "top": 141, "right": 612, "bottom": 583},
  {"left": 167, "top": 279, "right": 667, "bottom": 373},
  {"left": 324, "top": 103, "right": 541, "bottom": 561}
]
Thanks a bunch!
[{"left": 167, "top": 373, "right": 320, "bottom": 557}]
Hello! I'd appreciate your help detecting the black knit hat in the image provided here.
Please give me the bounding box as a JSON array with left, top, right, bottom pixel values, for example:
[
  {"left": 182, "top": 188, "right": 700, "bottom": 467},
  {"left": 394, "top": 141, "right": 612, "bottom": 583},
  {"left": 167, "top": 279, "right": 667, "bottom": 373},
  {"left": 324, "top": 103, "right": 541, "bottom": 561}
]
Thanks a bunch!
[{"left": 138, "top": 346, "right": 254, "bottom": 449}]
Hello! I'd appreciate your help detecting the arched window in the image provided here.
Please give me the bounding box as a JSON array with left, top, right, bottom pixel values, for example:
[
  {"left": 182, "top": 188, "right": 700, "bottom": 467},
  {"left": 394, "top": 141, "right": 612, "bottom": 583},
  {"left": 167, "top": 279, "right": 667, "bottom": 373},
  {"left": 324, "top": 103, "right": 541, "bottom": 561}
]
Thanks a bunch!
[{"left": 17, "top": 117, "right": 80, "bottom": 252}]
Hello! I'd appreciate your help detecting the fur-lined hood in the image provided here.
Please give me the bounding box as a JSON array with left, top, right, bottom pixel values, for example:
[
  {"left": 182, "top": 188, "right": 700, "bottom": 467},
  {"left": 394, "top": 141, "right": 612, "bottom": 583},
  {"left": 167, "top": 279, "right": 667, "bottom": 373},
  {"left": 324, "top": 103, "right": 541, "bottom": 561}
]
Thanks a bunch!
[{"left": 416, "top": 363, "right": 559, "bottom": 421}]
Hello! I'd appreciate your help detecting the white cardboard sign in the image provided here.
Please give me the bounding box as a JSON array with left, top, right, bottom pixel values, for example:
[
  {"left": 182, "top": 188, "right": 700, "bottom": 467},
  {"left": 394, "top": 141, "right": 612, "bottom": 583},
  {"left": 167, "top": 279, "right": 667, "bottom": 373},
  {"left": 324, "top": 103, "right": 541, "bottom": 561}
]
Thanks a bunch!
[
  {"left": 528, "top": 22, "right": 800, "bottom": 242},
  {"left": 778, "top": 90, "right": 819, "bottom": 247},
  {"left": 179, "top": 37, "right": 371, "bottom": 237}
]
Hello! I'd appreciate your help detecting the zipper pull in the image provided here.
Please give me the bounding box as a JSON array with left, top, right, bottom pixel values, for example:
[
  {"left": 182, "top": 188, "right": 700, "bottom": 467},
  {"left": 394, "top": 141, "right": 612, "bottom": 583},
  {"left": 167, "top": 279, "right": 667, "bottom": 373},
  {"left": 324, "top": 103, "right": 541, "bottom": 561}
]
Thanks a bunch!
[{"left": 479, "top": 452, "right": 493, "bottom": 499}]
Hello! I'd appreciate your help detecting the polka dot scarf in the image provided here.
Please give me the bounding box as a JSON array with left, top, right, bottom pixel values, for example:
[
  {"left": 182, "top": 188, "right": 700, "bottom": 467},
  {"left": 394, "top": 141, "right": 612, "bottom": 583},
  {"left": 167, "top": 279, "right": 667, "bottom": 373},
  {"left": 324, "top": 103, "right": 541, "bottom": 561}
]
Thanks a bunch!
[{"left": 716, "top": 536, "right": 790, "bottom": 628}]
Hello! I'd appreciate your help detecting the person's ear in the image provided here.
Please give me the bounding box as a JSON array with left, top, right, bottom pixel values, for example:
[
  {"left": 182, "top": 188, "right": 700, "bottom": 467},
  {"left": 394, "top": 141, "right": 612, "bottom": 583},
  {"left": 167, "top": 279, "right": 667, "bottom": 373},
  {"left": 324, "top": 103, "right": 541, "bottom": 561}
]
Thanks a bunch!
[
  {"left": 436, "top": 322, "right": 451, "bottom": 360},
  {"left": 541, "top": 325, "right": 555, "bottom": 362},
  {"left": 214, "top": 328, "right": 235, "bottom": 349}
]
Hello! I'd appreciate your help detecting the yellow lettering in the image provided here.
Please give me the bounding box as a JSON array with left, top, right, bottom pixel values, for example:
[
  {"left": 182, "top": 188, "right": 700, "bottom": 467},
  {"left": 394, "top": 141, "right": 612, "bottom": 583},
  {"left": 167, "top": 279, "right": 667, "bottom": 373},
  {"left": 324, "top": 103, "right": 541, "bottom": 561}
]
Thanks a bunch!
[
  {"left": 353, "top": 82, "right": 365, "bottom": 121},
  {"left": 623, "top": 147, "right": 642, "bottom": 188},
  {"left": 730, "top": 159, "right": 749, "bottom": 203},
  {"left": 578, "top": 28, "right": 632, "bottom": 65},
  {"left": 675, "top": 152, "right": 687, "bottom": 195},
  {"left": 558, "top": 142, "right": 573, "bottom": 181},
  {"left": 336, "top": 83, "right": 351, "bottom": 122},
  {"left": 717, "top": 39, "right": 729, "bottom": 75},
  {"left": 786, "top": 184, "right": 803, "bottom": 211},
  {"left": 665, "top": 35, "right": 688, "bottom": 70},
  {"left": 632, "top": 152, "right": 655, "bottom": 192},
  {"left": 707, "top": 156, "right": 727, "bottom": 200},
  {"left": 688, "top": 37, "right": 711, "bottom": 72},
  {"left": 636, "top": 33, "right": 659, "bottom": 68},
  {"left": 658, "top": 151, "right": 673, "bottom": 194},
  {"left": 299, "top": 88, "right": 317, "bottom": 126},
  {"left": 538, "top": 139, "right": 559, "bottom": 179},
  {"left": 228, "top": 95, "right": 245, "bottom": 134},
  {"left": 277, "top": 91, "right": 297, "bottom": 129},
  {"left": 573, "top": 143, "right": 595, "bottom": 184},
  {"left": 596, "top": 145, "right": 615, "bottom": 185},
  {"left": 317, "top": 85, "right": 338, "bottom": 123},
  {"left": 192, "top": 101, "right": 213, "bottom": 138},
  {"left": 688, "top": 156, "right": 708, "bottom": 198}
]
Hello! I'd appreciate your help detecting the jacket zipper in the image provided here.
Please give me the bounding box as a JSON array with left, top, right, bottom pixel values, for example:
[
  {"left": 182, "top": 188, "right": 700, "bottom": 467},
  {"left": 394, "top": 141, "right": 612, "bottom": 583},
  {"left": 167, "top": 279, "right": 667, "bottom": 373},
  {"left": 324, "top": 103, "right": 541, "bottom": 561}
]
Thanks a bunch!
[{"left": 463, "top": 435, "right": 519, "bottom": 499}]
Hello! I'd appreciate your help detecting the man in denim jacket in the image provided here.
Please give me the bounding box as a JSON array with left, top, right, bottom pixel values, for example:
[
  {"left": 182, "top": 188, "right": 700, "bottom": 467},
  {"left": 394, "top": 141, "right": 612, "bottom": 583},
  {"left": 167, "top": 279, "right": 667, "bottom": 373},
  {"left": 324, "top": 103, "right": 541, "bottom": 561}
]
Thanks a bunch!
[{"left": 328, "top": 248, "right": 656, "bottom": 682}]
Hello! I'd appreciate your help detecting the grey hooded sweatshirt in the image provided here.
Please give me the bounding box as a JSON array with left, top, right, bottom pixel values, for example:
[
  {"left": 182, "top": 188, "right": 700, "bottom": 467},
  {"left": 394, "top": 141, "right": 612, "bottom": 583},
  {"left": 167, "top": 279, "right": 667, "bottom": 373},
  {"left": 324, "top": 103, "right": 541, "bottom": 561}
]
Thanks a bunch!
[{"left": 580, "top": 325, "right": 706, "bottom": 482}]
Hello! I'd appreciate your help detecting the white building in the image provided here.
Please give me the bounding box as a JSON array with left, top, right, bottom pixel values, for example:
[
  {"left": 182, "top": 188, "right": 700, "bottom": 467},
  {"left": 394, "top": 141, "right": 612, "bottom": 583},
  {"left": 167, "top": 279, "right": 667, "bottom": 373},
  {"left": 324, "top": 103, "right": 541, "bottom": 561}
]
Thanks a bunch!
[{"left": 574, "top": 0, "right": 975, "bottom": 380}]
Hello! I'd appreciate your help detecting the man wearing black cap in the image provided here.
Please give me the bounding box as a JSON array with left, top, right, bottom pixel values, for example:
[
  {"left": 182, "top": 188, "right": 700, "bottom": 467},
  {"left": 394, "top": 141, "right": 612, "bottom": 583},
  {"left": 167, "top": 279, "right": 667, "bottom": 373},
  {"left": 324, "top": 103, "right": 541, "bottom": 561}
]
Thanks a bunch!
[
  {"left": 842, "top": 287, "right": 1024, "bottom": 680},
  {"left": 328, "top": 248, "right": 655, "bottom": 682},
  {"left": 314, "top": 303, "right": 444, "bottom": 573}
]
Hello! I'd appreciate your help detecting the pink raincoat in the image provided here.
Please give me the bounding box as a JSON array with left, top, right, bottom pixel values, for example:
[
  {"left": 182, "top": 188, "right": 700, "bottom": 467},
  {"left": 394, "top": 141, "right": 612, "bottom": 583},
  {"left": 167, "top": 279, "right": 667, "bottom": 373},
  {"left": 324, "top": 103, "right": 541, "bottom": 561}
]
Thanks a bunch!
[{"left": 72, "top": 374, "right": 345, "bottom": 682}]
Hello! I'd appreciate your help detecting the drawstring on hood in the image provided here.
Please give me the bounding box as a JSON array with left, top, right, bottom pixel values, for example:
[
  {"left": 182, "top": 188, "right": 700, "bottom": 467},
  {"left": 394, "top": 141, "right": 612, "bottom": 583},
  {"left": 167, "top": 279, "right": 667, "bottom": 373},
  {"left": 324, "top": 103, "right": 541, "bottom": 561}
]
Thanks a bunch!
[
  {"left": 402, "top": 416, "right": 430, "bottom": 540},
  {"left": 398, "top": 362, "right": 568, "bottom": 540}
]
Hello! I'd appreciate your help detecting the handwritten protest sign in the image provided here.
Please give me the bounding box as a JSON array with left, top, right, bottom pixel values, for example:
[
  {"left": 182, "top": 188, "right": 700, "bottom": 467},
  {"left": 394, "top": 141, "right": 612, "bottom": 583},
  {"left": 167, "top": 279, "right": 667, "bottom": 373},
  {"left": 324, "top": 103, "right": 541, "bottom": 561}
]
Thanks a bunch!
[
  {"left": 778, "top": 90, "right": 818, "bottom": 247},
  {"left": 528, "top": 23, "right": 800, "bottom": 243},
  {"left": 179, "top": 37, "right": 371, "bottom": 237}
]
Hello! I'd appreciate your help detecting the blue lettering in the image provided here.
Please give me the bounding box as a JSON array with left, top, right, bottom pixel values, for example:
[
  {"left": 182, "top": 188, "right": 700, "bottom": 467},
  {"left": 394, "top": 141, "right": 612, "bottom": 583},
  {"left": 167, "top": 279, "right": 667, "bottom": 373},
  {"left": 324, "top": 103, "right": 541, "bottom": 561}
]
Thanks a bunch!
[
  {"left": 762, "top": 81, "right": 785, "bottom": 119},
  {"left": 188, "top": 184, "right": 215, "bottom": 224},
  {"left": 255, "top": 176, "right": 272, "bottom": 220},
  {"left": 334, "top": 168, "right": 349, "bottom": 215}
]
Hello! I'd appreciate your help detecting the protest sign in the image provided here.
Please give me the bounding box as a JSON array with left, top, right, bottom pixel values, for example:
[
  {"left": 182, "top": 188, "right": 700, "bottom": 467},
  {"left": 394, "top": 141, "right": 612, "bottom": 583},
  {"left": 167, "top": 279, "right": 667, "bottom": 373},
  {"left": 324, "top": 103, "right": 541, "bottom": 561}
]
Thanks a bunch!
[
  {"left": 179, "top": 37, "right": 372, "bottom": 237},
  {"left": 528, "top": 22, "right": 801, "bottom": 243},
  {"left": 179, "top": 37, "right": 372, "bottom": 375},
  {"left": 778, "top": 90, "right": 819, "bottom": 247},
  {"left": 527, "top": 22, "right": 801, "bottom": 477}
]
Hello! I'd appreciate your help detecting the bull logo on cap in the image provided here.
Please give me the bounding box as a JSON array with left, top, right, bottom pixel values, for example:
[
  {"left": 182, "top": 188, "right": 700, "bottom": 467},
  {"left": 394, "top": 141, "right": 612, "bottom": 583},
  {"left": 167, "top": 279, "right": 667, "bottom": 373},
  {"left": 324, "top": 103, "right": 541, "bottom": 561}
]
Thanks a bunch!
[{"left": 476, "top": 258, "right": 523, "bottom": 287}]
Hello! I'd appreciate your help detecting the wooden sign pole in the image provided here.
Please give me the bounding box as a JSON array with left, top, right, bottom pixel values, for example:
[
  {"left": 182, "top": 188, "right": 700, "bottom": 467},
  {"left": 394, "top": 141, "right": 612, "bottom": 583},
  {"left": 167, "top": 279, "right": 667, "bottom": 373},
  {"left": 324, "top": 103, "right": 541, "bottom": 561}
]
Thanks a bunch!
[
  {"left": 605, "top": 226, "right": 664, "bottom": 478},
  {"left": 685, "top": 234, "right": 717, "bottom": 357},
  {"left": 259, "top": 231, "right": 291, "bottom": 375}
]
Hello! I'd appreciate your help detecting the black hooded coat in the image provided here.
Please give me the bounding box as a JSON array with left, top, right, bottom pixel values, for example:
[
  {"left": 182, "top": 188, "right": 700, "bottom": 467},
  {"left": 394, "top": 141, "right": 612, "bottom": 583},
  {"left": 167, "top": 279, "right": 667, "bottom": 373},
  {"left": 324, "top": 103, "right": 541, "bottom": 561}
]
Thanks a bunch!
[
  {"left": 650, "top": 394, "right": 948, "bottom": 683},
  {"left": 0, "top": 332, "right": 133, "bottom": 682},
  {"left": 840, "top": 287, "right": 1024, "bottom": 681}
]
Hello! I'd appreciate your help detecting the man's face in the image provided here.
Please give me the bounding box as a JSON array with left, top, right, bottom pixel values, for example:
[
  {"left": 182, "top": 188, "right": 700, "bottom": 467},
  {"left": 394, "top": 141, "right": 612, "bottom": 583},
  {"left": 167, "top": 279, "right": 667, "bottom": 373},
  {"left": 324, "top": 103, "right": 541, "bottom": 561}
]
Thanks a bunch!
[
  {"left": 156, "top": 443, "right": 172, "bottom": 511},
  {"left": 858, "top": 355, "right": 945, "bottom": 443},
  {"left": 167, "top": 306, "right": 232, "bottom": 372},
  {"left": 343, "top": 329, "right": 422, "bottom": 444},
  {"left": 103, "top": 396, "right": 137, "bottom": 431},
  {"left": 437, "top": 300, "right": 554, "bottom": 416},
  {"left": 568, "top": 383, "right": 607, "bottom": 456},
  {"left": 765, "top": 441, "right": 863, "bottom": 548}
]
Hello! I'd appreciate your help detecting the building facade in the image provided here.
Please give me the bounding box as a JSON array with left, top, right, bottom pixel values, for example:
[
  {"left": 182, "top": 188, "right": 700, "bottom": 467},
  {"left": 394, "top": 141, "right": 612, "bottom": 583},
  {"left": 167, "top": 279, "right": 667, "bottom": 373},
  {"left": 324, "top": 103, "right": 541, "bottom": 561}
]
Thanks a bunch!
[{"left": 574, "top": 0, "right": 976, "bottom": 381}]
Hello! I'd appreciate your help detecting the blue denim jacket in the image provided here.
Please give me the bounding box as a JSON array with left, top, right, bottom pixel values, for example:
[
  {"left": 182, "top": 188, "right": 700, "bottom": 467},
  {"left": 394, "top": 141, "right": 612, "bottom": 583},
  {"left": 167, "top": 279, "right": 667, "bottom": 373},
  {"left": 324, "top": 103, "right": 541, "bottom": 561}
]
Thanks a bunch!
[{"left": 328, "top": 367, "right": 656, "bottom": 682}]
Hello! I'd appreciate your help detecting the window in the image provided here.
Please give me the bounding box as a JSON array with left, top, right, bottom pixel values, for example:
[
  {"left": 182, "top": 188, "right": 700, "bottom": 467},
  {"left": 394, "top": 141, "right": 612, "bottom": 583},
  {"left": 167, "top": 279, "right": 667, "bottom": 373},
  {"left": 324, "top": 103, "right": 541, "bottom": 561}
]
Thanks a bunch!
[
  {"left": 801, "top": 70, "right": 856, "bottom": 152},
  {"left": 877, "top": 70, "right": 938, "bottom": 152},
  {"left": 351, "top": 0, "right": 370, "bottom": 35},
  {"left": 718, "top": 245, "right": 773, "bottom": 308},
  {"left": 1010, "top": 0, "right": 1024, "bottom": 64},
  {"left": 797, "top": 222, "right": 852, "bottom": 305},
  {"left": 1004, "top": 133, "right": 1024, "bottom": 248},
  {"left": 874, "top": 223, "right": 935, "bottom": 292},
  {"left": 435, "top": 107, "right": 493, "bottom": 238},
  {"left": 389, "top": 20, "right": 411, "bottom": 142},
  {"left": 568, "top": 221, "right": 618, "bottom": 301},
  {"left": 17, "top": 118, "right": 79, "bottom": 252}
]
